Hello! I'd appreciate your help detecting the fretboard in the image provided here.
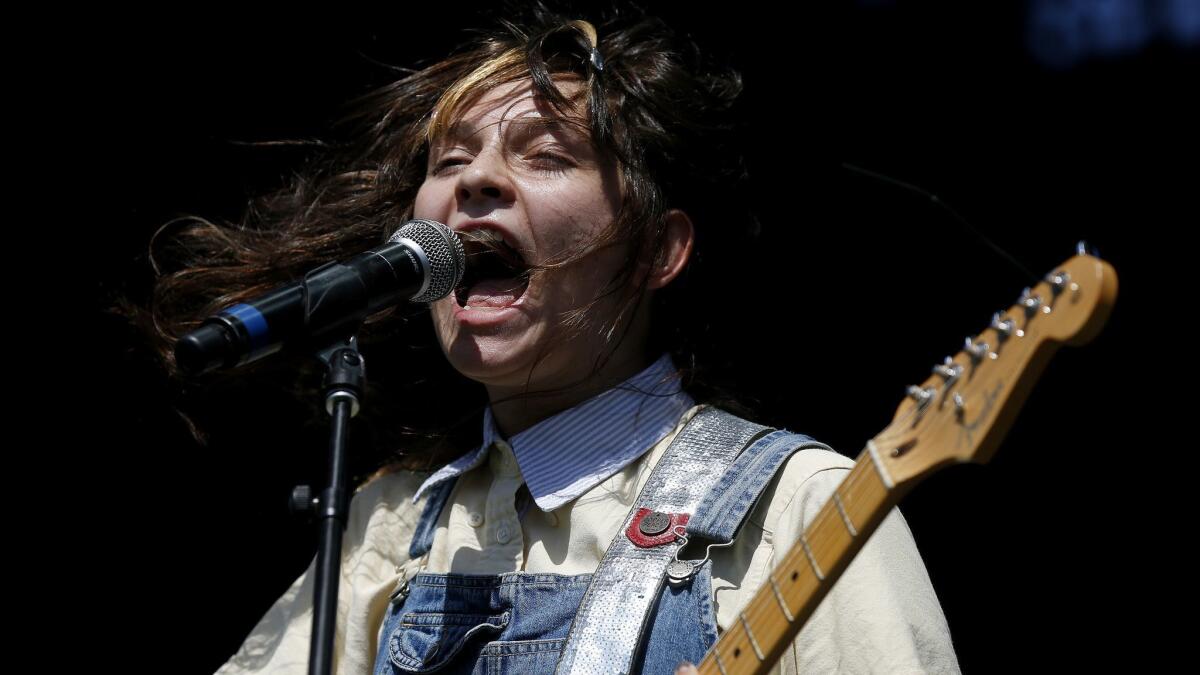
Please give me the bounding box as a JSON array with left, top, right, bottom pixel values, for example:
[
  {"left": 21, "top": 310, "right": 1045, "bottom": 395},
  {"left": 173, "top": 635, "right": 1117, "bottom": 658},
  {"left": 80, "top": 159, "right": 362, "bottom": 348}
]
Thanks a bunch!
[{"left": 697, "top": 447, "right": 908, "bottom": 675}]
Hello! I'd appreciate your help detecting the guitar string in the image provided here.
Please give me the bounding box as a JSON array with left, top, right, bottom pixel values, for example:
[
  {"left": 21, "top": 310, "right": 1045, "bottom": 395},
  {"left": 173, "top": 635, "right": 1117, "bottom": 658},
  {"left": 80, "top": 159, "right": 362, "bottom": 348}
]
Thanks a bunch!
[
  {"left": 732, "top": 365, "right": 974, "bottom": 661},
  {"left": 715, "top": 280, "right": 1051, "bottom": 663},
  {"left": 716, "top": 444, "right": 872, "bottom": 664},
  {"left": 732, "top": 340, "right": 1008, "bottom": 663},
  {"left": 872, "top": 246, "right": 1058, "bottom": 454},
  {"left": 729, "top": 439, "right": 921, "bottom": 672}
]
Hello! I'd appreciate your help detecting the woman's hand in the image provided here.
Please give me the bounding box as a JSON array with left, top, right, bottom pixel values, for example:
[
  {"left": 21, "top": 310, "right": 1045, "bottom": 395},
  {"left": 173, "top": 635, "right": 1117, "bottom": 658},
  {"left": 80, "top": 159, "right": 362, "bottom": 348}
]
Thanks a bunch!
[{"left": 675, "top": 661, "right": 699, "bottom": 675}]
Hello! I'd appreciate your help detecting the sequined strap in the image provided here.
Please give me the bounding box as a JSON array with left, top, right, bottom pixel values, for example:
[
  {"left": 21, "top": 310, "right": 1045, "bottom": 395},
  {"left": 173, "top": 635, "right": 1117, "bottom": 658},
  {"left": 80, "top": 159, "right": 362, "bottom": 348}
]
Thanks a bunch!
[
  {"left": 554, "top": 405, "right": 769, "bottom": 675},
  {"left": 686, "top": 430, "right": 833, "bottom": 543}
]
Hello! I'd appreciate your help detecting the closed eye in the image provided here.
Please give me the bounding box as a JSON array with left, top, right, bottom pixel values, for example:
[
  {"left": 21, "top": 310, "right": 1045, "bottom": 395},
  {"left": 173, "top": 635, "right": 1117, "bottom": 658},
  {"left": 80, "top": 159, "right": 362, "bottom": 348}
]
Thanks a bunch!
[
  {"left": 431, "top": 157, "right": 469, "bottom": 175},
  {"left": 529, "top": 153, "right": 575, "bottom": 173},
  {"left": 430, "top": 152, "right": 575, "bottom": 175}
]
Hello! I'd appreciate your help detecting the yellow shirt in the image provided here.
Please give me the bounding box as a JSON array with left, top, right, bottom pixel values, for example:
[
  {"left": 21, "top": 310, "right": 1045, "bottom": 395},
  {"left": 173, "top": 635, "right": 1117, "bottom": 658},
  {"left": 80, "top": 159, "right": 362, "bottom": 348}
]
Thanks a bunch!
[{"left": 216, "top": 404, "right": 961, "bottom": 674}]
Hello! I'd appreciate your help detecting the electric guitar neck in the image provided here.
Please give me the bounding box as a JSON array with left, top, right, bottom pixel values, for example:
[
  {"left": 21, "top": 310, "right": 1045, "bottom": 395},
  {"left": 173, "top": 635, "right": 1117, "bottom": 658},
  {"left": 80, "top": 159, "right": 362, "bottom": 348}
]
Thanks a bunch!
[{"left": 697, "top": 249, "right": 1118, "bottom": 675}]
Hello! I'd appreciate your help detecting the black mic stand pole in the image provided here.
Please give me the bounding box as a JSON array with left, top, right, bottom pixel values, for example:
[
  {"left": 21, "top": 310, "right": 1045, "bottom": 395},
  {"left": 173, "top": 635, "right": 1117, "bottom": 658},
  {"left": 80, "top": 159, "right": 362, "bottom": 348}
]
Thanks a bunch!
[{"left": 290, "top": 334, "right": 366, "bottom": 675}]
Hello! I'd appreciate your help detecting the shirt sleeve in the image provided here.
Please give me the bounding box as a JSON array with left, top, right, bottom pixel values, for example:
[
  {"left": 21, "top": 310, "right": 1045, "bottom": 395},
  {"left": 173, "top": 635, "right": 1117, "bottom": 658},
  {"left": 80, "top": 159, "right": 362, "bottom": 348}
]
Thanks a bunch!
[
  {"left": 213, "top": 472, "right": 423, "bottom": 675},
  {"left": 213, "top": 552, "right": 319, "bottom": 675},
  {"left": 768, "top": 463, "right": 962, "bottom": 675}
]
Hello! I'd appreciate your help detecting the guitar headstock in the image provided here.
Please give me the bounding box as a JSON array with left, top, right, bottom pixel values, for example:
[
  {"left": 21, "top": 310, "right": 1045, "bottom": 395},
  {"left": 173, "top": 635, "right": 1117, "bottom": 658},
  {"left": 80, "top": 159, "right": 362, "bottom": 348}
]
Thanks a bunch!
[{"left": 872, "top": 246, "right": 1118, "bottom": 487}]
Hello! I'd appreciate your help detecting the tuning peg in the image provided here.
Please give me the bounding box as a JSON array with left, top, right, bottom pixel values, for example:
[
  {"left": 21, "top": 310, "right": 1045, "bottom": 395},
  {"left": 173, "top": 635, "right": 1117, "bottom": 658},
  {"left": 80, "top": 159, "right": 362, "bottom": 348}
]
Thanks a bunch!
[
  {"left": 1076, "top": 240, "right": 1099, "bottom": 257},
  {"left": 990, "top": 312, "right": 1016, "bottom": 341},
  {"left": 953, "top": 392, "right": 966, "bottom": 419},
  {"left": 964, "top": 336, "right": 993, "bottom": 363},
  {"left": 932, "top": 356, "right": 963, "bottom": 384},
  {"left": 1045, "top": 270, "right": 1070, "bottom": 298},
  {"left": 1019, "top": 287, "right": 1045, "bottom": 317},
  {"left": 906, "top": 385, "right": 936, "bottom": 412}
]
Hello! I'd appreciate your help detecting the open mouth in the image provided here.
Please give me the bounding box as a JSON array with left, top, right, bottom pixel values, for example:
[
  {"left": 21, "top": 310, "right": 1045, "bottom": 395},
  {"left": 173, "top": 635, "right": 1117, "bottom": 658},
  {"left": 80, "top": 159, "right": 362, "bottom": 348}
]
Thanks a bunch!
[{"left": 454, "top": 229, "right": 531, "bottom": 309}]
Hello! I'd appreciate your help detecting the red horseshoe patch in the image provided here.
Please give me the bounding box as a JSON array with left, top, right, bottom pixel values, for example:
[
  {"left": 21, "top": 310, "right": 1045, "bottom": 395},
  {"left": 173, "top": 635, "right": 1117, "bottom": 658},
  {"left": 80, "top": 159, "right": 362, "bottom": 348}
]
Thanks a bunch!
[{"left": 626, "top": 507, "right": 690, "bottom": 548}]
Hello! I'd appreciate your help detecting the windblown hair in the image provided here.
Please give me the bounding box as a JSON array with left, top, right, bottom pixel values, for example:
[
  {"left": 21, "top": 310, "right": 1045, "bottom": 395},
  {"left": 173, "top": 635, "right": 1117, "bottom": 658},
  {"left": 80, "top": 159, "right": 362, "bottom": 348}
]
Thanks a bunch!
[{"left": 115, "top": 1, "right": 760, "bottom": 480}]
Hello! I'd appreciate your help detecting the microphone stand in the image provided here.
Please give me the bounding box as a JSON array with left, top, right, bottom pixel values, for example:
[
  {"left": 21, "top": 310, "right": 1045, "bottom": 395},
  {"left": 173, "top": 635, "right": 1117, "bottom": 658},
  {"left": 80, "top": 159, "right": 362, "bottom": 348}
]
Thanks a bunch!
[{"left": 290, "top": 334, "right": 365, "bottom": 675}]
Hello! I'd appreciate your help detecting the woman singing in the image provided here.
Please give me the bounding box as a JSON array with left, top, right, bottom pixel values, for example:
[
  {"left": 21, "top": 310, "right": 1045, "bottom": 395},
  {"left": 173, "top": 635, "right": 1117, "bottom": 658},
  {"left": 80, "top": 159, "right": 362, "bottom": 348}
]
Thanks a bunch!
[{"left": 128, "top": 3, "right": 960, "bottom": 673}]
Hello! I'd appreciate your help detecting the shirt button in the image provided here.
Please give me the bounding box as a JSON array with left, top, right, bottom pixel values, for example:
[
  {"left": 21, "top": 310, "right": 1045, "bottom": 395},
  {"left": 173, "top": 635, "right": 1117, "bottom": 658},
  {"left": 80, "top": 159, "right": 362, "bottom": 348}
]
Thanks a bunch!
[
  {"left": 467, "top": 512, "right": 484, "bottom": 527},
  {"left": 543, "top": 511, "right": 559, "bottom": 527},
  {"left": 496, "top": 526, "right": 511, "bottom": 544}
]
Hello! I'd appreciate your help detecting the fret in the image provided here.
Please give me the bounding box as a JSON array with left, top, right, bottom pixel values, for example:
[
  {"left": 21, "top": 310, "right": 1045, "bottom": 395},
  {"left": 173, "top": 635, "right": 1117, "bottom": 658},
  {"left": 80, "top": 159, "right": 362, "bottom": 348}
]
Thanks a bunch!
[
  {"left": 712, "top": 643, "right": 729, "bottom": 675},
  {"left": 768, "top": 576, "right": 794, "bottom": 622},
  {"left": 701, "top": 422, "right": 951, "bottom": 675},
  {"left": 739, "top": 613, "right": 765, "bottom": 661},
  {"left": 773, "top": 555, "right": 820, "bottom": 620},
  {"left": 799, "top": 533, "right": 825, "bottom": 581},
  {"left": 807, "top": 475, "right": 866, "bottom": 584},
  {"left": 691, "top": 252, "right": 1118, "bottom": 675},
  {"left": 841, "top": 460, "right": 891, "bottom": 532},
  {"left": 718, "top": 621, "right": 758, "bottom": 674},
  {"left": 699, "top": 463, "right": 901, "bottom": 675},
  {"left": 833, "top": 491, "right": 858, "bottom": 537},
  {"left": 865, "top": 439, "right": 895, "bottom": 489}
]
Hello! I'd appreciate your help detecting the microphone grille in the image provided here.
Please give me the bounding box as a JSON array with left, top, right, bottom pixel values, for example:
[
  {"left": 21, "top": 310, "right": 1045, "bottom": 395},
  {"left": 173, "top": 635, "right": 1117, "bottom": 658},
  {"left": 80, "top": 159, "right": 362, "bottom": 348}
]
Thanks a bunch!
[{"left": 392, "top": 219, "right": 465, "bottom": 303}]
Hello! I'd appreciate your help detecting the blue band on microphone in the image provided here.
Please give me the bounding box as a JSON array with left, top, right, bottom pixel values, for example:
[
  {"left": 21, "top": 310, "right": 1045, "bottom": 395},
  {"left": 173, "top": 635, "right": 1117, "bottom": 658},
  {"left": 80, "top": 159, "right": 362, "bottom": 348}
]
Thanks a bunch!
[{"left": 225, "top": 303, "right": 270, "bottom": 353}]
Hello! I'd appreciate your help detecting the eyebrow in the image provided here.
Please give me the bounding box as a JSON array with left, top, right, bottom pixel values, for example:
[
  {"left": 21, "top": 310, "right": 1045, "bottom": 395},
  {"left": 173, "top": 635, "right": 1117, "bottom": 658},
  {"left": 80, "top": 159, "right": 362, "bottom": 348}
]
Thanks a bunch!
[{"left": 437, "top": 117, "right": 589, "bottom": 146}]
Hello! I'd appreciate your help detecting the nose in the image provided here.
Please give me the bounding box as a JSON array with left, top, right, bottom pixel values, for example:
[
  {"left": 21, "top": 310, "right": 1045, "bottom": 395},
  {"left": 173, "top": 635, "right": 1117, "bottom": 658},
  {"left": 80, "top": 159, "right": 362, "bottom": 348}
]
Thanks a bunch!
[{"left": 456, "top": 147, "right": 516, "bottom": 206}]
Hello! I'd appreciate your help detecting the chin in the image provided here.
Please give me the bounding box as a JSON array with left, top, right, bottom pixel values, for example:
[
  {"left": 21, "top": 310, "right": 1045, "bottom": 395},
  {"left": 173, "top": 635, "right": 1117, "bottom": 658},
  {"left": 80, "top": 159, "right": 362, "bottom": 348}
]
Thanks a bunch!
[{"left": 439, "top": 336, "right": 534, "bottom": 388}]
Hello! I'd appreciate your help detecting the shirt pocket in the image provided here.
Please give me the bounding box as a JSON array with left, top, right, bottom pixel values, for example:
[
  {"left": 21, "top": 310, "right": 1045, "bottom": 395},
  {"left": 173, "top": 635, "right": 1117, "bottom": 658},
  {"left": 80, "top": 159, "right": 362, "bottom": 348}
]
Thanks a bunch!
[{"left": 384, "top": 610, "right": 510, "bottom": 672}]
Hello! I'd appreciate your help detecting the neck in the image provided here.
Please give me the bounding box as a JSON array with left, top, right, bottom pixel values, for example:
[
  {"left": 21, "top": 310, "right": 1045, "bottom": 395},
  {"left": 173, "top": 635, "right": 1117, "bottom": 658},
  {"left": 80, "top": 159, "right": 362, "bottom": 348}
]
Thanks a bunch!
[{"left": 486, "top": 347, "right": 655, "bottom": 438}]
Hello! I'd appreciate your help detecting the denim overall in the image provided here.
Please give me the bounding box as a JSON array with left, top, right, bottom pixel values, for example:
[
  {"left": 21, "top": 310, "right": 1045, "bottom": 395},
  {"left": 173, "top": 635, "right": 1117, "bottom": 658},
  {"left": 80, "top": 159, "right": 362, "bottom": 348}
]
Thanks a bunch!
[{"left": 371, "top": 416, "right": 826, "bottom": 675}]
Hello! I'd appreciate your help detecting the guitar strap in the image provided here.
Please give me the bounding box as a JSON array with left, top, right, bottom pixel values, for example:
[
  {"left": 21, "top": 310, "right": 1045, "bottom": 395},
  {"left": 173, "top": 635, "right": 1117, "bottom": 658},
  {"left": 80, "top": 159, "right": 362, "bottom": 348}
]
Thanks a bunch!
[
  {"left": 554, "top": 406, "right": 761, "bottom": 674},
  {"left": 555, "top": 406, "right": 831, "bottom": 675}
]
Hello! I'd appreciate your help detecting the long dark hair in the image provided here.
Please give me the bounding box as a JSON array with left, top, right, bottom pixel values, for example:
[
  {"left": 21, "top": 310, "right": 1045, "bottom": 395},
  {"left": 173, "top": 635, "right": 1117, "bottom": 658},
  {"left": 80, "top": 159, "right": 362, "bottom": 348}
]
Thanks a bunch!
[{"left": 113, "top": 1, "right": 760, "bottom": 484}]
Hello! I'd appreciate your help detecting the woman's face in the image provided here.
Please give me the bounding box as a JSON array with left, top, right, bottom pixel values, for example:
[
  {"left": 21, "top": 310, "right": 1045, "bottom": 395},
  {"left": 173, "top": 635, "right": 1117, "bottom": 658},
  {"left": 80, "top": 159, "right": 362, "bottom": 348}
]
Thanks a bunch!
[{"left": 414, "top": 77, "right": 643, "bottom": 397}]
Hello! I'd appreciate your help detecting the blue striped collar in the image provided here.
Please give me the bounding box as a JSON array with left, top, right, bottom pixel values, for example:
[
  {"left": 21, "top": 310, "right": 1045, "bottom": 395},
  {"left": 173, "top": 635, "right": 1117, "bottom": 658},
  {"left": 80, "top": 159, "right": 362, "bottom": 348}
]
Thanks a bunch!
[{"left": 412, "top": 353, "right": 695, "bottom": 512}]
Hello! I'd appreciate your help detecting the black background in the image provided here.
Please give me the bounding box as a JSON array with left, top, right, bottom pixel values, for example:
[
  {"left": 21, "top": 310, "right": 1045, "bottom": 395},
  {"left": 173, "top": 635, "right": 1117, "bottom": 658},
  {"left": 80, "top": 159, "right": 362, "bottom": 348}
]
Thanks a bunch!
[{"left": 72, "top": 2, "right": 1192, "bottom": 672}]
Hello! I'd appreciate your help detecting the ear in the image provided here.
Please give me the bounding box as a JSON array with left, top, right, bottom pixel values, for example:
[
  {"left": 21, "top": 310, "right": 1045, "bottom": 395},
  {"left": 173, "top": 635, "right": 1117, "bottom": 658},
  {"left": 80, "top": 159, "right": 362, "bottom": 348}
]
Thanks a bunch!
[{"left": 646, "top": 208, "right": 695, "bottom": 290}]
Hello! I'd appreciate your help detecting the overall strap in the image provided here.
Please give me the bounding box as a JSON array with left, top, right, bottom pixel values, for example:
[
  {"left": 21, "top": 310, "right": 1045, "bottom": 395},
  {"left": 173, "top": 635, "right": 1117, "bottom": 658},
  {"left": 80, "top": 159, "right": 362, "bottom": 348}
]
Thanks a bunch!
[
  {"left": 408, "top": 475, "right": 459, "bottom": 559},
  {"left": 555, "top": 406, "right": 770, "bottom": 675},
  {"left": 685, "top": 429, "right": 833, "bottom": 544}
]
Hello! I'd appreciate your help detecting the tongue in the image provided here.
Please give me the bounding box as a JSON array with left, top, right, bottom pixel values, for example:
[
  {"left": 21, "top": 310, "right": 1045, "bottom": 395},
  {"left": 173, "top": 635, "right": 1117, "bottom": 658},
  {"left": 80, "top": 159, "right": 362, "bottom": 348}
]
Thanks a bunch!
[{"left": 466, "top": 278, "right": 524, "bottom": 307}]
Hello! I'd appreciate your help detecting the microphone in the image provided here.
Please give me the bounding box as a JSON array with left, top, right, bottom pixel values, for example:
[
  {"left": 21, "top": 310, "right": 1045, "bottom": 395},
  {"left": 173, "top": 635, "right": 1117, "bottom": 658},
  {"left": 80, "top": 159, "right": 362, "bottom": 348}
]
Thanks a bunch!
[{"left": 174, "top": 219, "right": 465, "bottom": 376}]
